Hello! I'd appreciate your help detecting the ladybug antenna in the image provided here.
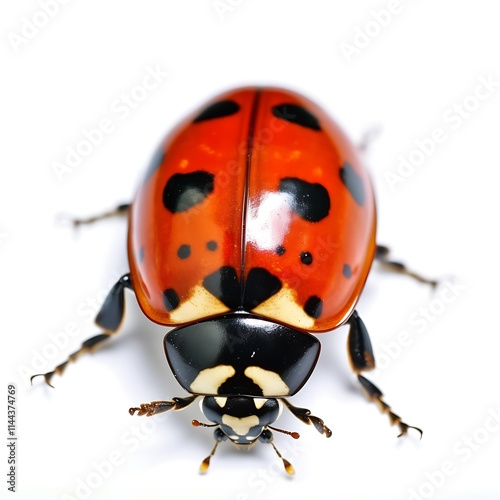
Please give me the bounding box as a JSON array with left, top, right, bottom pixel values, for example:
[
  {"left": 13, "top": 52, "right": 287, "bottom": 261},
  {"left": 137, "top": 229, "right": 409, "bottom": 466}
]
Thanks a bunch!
[
  {"left": 268, "top": 425, "right": 300, "bottom": 440},
  {"left": 192, "top": 419, "right": 217, "bottom": 429},
  {"left": 199, "top": 440, "right": 220, "bottom": 474},
  {"left": 270, "top": 441, "right": 295, "bottom": 476}
]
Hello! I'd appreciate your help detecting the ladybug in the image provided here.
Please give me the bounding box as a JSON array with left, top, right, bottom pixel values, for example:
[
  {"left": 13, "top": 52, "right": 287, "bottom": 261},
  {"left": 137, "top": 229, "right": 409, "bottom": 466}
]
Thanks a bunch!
[{"left": 33, "top": 87, "right": 435, "bottom": 474}]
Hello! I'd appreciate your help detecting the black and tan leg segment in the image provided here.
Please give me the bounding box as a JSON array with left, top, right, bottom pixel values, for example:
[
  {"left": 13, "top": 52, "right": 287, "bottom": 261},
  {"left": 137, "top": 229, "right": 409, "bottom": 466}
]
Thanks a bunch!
[
  {"left": 71, "top": 203, "right": 130, "bottom": 227},
  {"left": 282, "top": 399, "right": 332, "bottom": 438},
  {"left": 347, "top": 310, "right": 422, "bottom": 438},
  {"left": 376, "top": 244, "right": 437, "bottom": 287},
  {"left": 30, "top": 333, "right": 112, "bottom": 388},
  {"left": 129, "top": 395, "right": 199, "bottom": 416},
  {"left": 30, "top": 273, "right": 133, "bottom": 387},
  {"left": 357, "top": 375, "right": 422, "bottom": 438},
  {"left": 95, "top": 273, "right": 133, "bottom": 331}
]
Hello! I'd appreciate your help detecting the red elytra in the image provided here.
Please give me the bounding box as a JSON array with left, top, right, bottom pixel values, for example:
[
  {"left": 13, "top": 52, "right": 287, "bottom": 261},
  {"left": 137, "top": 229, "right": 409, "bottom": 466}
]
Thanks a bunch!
[{"left": 128, "top": 87, "right": 376, "bottom": 332}]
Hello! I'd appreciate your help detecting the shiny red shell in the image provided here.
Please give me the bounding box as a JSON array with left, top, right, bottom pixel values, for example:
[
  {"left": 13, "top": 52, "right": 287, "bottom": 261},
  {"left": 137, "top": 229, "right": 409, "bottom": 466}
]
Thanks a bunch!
[{"left": 128, "top": 87, "right": 376, "bottom": 332}]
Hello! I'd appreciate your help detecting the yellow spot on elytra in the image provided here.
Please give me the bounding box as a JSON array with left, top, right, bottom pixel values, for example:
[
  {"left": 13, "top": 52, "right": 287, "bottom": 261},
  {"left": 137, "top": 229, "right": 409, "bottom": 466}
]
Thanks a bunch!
[
  {"left": 179, "top": 159, "right": 189, "bottom": 169},
  {"left": 169, "top": 285, "right": 229, "bottom": 323},
  {"left": 199, "top": 143, "right": 215, "bottom": 155},
  {"left": 252, "top": 287, "right": 315, "bottom": 330}
]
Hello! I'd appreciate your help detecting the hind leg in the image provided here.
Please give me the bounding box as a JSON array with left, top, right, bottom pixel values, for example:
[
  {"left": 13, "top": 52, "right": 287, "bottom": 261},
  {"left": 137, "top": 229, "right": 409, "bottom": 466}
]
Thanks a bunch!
[
  {"left": 346, "top": 310, "right": 422, "bottom": 438},
  {"left": 62, "top": 203, "right": 130, "bottom": 227},
  {"left": 375, "top": 244, "right": 437, "bottom": 287}
]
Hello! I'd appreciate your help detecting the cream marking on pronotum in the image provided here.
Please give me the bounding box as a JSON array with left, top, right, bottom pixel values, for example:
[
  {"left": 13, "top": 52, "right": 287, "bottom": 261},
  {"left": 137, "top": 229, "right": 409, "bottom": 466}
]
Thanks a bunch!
[
  {"left": 244, "top": 366, "right": 290, "bottom": 396},
  {"left": 190, "top": 365, "right": 236, "bottom": 394}
]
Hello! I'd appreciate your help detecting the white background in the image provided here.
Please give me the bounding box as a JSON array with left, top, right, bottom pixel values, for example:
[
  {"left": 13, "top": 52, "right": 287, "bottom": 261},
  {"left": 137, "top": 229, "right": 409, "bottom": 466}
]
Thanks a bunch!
[{"left": 2, "top": 1, "right": 500, "bottom": 499}]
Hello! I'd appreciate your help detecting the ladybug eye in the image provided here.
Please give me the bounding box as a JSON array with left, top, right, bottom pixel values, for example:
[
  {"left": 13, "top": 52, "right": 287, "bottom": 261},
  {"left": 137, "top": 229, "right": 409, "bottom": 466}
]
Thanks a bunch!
[{"left": 300, "top": 252, "right": 313, "bottom": 265}]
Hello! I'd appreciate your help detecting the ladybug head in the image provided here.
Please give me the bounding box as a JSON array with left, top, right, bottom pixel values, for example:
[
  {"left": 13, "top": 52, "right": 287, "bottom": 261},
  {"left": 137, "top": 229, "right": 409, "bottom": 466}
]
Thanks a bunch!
[
  {"left": 195, "top": 395, "right": 298, "bottom": 475},
  {"left": 164, "top": 314, "right": 321, "bottom": 474},
  {"left": 200, "top": 395, "right": 280, "bottom": 444}
]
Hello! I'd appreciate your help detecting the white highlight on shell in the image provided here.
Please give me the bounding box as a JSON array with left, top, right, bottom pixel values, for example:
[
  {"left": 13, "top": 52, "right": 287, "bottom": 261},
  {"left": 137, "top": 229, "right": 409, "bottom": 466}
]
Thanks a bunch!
[{"left": 247, "top": 192, "right": 292, "bottom": 250}]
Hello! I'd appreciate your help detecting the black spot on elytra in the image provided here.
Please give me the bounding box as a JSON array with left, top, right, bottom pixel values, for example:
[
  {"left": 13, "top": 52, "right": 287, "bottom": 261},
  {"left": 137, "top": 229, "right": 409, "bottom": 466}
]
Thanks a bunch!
[
  {"left": 163, "top": 171, "right": 214, "bottom": 213},
  {"left": 203, "top": 266, "right": 241, "bottom": 310},
  {"left": 304, "top": 296, "right": 323, "bottom": 319},
  {"left": 143, "top": 147, "right": 165, "bottom": 182},
  {"left": 243, "top": 268, "right": 282, "bottom": 310},
  {"left": 279, "top": 178, "right": 330, "bottom": 222},
  {"left": 162, "top": 288, "right": 180, "bottom": 312},
  {"left": 276, "top": 245, "right": 286, "bottom": 256},
  {"left": 177, "top": 245, "right": 191, "bottom": 259},
  {"left": 193, "top": 100, "right": 240, "bottom": 123},
  {"left": 343, "top": 264, "right": 352, "bottom": 278},
  {"left": 340, "top": 162, "right": 365, "bottom": 206},
  {"left": 272, "top": 104, "right": 321, "bottom": 131},
  {"left": 300, "top": 252, "right": 313, "bottom": 265},
  {"left": 206, "top": 240, "right": 218, "bottom": 251},
  {"left": 202, "top": 266, "right": 282, "bottom": 311},
  {"left": 138, "top": 246, "right": 145, "bottom": 263}
]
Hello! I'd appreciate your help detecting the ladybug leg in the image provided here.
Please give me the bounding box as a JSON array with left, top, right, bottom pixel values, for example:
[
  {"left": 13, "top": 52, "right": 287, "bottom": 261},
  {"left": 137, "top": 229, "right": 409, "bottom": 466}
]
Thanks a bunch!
[
  {"left": 129, "top": 395, "right": 198, "bottom": 416},
  {"left": 30, "top": 274, "right": 132, "bottom": 387},
  {"left": 357, "top": 125, "right": 382, "bottom": 152},
  {"left": 281, "top": 399, "right": 332, "bottom": 437},
  {"left": 375, "top": 244, "right": 437, "bottom": 287},
  {"left": 69, "top": 203, "right": 130, "bottom": 227},
  {"left": 30, "top": 333, "right": 112, "bottom": 388},
  {"left": 347, "top": 311, "right": 422, "bottom": 438}
]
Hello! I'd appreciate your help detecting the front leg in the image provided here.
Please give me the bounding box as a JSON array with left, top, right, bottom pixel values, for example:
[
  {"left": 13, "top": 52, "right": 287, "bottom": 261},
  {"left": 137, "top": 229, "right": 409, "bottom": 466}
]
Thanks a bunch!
[
  {"left": 129, "top": 395, "right": 198, "bottom": 416},
  {"left": 281, "top": 399, "right": 332, "bottom": 437}
]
